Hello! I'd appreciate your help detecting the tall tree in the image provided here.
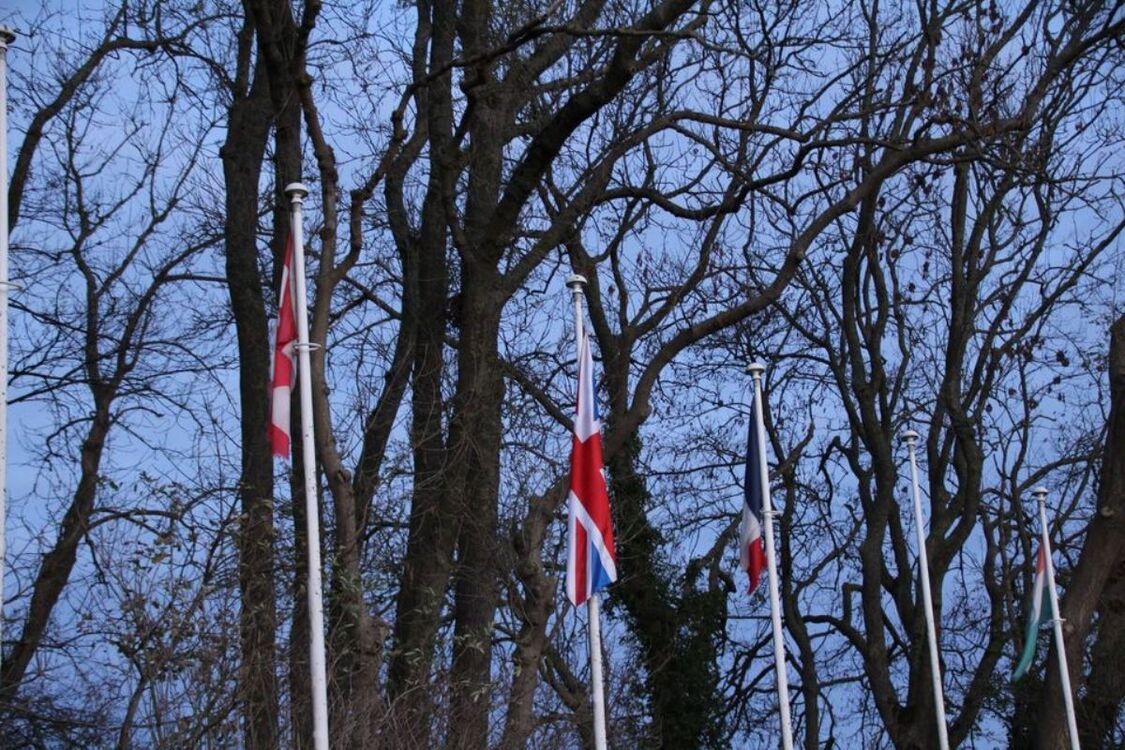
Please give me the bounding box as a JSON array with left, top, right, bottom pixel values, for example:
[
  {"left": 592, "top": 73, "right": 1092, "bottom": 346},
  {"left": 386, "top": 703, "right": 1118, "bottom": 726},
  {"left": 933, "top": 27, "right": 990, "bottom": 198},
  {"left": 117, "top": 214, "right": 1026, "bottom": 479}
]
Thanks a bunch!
[
  {"left": 0, "top": 4, "right": 212, "bottom": 710},
  {"left": 218, "top": 3, "right": 282, "bottom": 743},
  {"left": 1035, "top": 315, "right": 1125, "bottom": 748},
  {"left": 3, "top": 0, "right": 1123, "bottom": 746}
]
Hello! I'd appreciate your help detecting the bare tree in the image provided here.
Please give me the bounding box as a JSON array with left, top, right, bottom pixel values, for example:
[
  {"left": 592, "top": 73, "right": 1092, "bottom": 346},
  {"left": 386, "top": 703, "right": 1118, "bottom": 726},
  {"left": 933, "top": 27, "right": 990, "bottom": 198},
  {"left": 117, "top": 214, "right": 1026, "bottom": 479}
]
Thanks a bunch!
[
  {"left": 1035, "top": 315, "right": 1125, "bottom": 749},
  {"left": 217, "top": 1, "right": 283, "bottom": 742},
  {"left": 731, "top": 2, "right": 1124, "bottom": 745},
  {"left": 2, "top": 0, "right": 1122, "bottom": 748},
  {"left": 0, "top": 3, "right": 222, "bottom": 732}
]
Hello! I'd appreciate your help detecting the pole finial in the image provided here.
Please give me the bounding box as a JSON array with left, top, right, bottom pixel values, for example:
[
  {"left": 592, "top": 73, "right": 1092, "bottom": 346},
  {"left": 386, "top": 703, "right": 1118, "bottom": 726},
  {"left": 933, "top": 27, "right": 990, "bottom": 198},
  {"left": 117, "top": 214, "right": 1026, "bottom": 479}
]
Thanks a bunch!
[
  {"left": 1031, "top": 486, "right": 1048, "bottom": 501},
  {"left": 902, "top": 429, "right": 919, "bottom": 445},
  {"left": 746, "top": 362, "right": 765, "bottom": 377},
  {"left": 566, "top": 274, "right": 587, "bottom": 293},
  {"left": 285, "top": 182, "right": 309, "bottom": 202}
]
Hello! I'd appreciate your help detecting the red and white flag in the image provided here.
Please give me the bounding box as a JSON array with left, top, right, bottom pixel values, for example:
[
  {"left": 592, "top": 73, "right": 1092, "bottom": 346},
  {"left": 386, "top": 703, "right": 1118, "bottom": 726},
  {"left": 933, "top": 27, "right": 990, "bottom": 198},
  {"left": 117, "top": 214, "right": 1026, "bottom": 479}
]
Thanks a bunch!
[{"left": 268, "top": 236, "right": 296, "bottom": 457}]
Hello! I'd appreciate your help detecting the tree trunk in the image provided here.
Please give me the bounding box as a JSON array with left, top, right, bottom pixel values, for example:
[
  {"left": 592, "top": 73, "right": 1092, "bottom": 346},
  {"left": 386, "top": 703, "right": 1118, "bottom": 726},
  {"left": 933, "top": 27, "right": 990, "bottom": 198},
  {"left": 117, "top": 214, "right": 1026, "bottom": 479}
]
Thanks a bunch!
[
  {"left": 221, "top": 40, "right": 279, "bottom": 748},
  {"left": 1034, "top": 315, "right": 1125, "bottom": 748},
  {"left": 386, "top": 3, "right": 457, "bottom": 739},
  {"left": 385, "top": 180, "right": 454, "bottom": 745},
  {"left": 605, "top": 432, "right": 728, "bottom": 749},
  {"left": 0, "top": 405, "right": 111, "bottom": 699},
  {"left": 1077, "top": 566, "right": 1125, "bottom": 749},
  {"left": 499, "top": 483, "right": 563, "bottom": 750},
  {"left": 288, "top": 428, "right": 313, "bottom": 750},
  {"left": 447, "top": 273, "right": 505, "bottom": 750}
]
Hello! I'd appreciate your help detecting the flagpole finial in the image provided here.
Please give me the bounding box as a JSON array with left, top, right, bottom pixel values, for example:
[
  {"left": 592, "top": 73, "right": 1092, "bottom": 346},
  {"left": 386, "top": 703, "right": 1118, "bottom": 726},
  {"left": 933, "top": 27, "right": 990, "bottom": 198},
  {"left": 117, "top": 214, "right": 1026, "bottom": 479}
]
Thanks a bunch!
[
  {"left": 566, "top": 274, "right": 587, "bottom": 293},
  {"left": 1031, "top": 486, "right": 1048, "bottom": 502},
  {"left": 285, "top": 182, "right": 309, "bottom": 202},
  {"left": 746, "top": 362, "right": 765, "bottom": 377},
  {"left": 902, "top": 429, "right": 919, "bottom": 445}
]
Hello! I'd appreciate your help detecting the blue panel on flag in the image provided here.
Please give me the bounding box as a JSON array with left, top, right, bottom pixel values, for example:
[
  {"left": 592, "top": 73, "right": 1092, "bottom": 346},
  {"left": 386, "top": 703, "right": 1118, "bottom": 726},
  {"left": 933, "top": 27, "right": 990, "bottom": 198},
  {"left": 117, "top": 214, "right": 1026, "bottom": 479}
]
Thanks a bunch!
[
  {"left": 589, "top": 550, "right": 613, "bottom": 594},
  {"left": 745, "top": 394, "right": 764, "bottom": 522}
]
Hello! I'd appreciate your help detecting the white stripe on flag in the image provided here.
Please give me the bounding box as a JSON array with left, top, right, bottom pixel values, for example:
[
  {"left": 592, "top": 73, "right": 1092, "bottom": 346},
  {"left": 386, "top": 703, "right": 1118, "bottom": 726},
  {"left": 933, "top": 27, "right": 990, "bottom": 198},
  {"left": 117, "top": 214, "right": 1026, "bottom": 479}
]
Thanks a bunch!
[
  {"left": 739, "top": 504, "right": 761, "bottom": 571},
  {"left": 568, "top": 489, "right": 618, "bottom": 587}
]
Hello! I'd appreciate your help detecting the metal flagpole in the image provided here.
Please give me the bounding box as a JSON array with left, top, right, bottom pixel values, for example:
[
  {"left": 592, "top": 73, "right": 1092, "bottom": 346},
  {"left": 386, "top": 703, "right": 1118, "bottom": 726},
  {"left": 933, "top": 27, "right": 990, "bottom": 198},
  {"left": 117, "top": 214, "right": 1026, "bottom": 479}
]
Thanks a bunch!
[
  {"left": 286, "top": 183, "right": 331, "bottom": 750},
  {"left": 903, "top": 430, "right": 950, "bottom": 750},
  {"left": 567, "top": 273, "right": 608, "bottom": 750},
  {"left": 0, "top": 25, "right": 15, "bottom": 674},
  {"left": 1033, "top": 487, "right": 1081, "bottom": 750},
  {"left": 746, "top": 363, "right": 793, "bottom": 750}
]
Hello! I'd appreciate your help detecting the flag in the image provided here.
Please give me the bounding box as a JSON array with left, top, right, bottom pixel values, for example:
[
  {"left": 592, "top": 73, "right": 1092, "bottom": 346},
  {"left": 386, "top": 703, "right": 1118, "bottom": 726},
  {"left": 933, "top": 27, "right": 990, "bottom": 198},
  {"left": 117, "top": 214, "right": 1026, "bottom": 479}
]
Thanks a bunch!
[
  {"left": 1013, "top": 545, "right": 1051, "bottom": 681},
  {"left": 566, "top": 332, "right": 617, "bottom": 607},
  {"left": 268, "top": 236, "right": 297, "bottom": 457},
  {"left": 740, "top": 394, "right": 767, "bottom": 594}
]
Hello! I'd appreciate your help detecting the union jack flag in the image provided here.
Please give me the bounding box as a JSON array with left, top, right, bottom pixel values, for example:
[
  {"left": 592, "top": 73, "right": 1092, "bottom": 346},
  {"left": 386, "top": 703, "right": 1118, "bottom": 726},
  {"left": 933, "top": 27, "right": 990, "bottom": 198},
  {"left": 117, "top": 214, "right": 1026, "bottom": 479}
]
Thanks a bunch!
[{"left": 566, "top": 332, "right": 617, "bottom": 606}]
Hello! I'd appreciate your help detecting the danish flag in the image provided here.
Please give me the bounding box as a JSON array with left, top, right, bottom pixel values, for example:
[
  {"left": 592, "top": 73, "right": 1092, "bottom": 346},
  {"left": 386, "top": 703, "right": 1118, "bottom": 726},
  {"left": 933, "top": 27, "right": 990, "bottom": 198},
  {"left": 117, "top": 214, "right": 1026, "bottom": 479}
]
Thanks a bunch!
[
  {"left": 268, "top": 236, "right": 296, "bottom": 457},
  {"left": 566, "top": 333, "right": 617, "bottom": 607}
]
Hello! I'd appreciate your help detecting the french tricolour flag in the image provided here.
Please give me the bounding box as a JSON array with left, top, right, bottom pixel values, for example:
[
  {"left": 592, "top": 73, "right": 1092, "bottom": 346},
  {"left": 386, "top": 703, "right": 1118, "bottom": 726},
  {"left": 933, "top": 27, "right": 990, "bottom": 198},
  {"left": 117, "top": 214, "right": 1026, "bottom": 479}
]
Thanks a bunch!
[
  {"left": 740, "top": 394, "right": 767, "bottom": 594},
  {"left": 566, "top": 333, "right": 617, "bottom": 607},
  {"left": 268, "top": 236, "right": 296, "bottom": 458}
]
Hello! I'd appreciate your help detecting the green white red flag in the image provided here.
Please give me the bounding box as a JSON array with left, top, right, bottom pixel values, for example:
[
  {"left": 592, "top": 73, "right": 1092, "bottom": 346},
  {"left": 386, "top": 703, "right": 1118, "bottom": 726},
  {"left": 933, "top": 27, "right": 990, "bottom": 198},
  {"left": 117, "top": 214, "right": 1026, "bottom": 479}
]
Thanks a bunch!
[{"left": 1013, "top": 544, "right": 1051, "bottom": 681}]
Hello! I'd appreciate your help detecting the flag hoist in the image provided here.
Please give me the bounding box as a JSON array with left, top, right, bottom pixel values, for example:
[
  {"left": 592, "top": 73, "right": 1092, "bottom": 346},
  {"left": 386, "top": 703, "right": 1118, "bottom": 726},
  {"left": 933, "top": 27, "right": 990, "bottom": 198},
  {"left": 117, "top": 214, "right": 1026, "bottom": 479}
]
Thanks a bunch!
[
  {"left": 1033, "top": 486, "right": 1081, "bottom": 750},
  {"left": 565, "top": 274, "right": 617, "bottom": 750},
  {"left": 902, "top": 430, "right": 950, "bottom": 750},
  {"left": 280, "top": 183, "right": 330, "bottom": 750},
  {"left": 744, "top": 364, "right": 793, "bottom": 750},
  {"left": 0, "top": 26, "right": 14, "bottom": 674}
]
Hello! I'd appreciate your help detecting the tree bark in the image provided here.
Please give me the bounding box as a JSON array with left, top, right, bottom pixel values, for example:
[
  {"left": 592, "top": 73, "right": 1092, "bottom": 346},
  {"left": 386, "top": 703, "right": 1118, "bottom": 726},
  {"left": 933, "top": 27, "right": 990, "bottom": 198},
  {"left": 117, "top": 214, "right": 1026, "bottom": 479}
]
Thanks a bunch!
[
  {"left": 446, "top": 276, "right": 505, "bottom": 750},
  {"left": 499, "top": 483, "right": 564, "bottom": 750},
  {"left": 220, "top": 17, "right": 279, "bottom": 744},
  {"left": 605, "top": 433, "right": 729, "bottom": 749},
  {"left": 384, "top": 1, "right": 456, "bottom": 722},
  {"left": 0, "top": 405, "right": 111, "bottom": 700},
  {"left": 1076, "top": 564, "right": 1125, "bottom": 749},
  {"left": 388, "top": 3, "right": 704, "bottom": 743},
  {"left": 288, "top": 426, "right": 314, "bottom": 750},
  {"left": 1034, "top": 315, "right": 1125, "bottom": 749}
]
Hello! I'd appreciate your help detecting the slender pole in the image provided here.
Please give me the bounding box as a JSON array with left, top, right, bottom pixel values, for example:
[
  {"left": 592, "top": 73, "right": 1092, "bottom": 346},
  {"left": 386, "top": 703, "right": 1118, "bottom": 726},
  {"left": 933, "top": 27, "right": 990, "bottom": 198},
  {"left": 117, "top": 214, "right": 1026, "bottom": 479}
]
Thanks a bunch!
[
  {"left": 746, "top": 363, "right": 793, "bottom": 750},
  {"left": 287, "top": 183, "right": 331, "bottom": 750},
  {"left": 1033, "top": 487, "right": 1081, "bottom": 750},
  {"left": 587, "top": 594, "right": 608, "bottom": 750},
  {"left": 903, "top": 430, "right": 950, "bottom": 750},
  {"left": 568, "top": 273, "right": 608, "bottom": 750},
  {"left": 0, "top": 26, "right": 15, "bottom": 674}
]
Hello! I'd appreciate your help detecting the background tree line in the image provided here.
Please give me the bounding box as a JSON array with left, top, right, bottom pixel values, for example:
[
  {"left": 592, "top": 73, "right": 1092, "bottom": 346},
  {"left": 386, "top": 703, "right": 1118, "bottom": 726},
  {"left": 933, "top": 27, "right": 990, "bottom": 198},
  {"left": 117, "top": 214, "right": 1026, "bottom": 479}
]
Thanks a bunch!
[{"left": 0, "top": 0, "right": 1122, "bottom": 747}]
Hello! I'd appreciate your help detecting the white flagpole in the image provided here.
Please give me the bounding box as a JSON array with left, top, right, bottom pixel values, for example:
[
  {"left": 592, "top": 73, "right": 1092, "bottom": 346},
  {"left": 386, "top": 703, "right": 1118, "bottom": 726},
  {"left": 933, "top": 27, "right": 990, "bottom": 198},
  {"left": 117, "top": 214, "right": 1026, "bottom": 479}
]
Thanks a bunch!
[
  {"left": 286, "top": 183, "right": 331, "bottom": 750},
  {"left": 0, "top": 26, "right": 15, "bottom": 674},
  {"left": 567, "top": 273, "right": 608, "bottom": 750},
  {"left": 746, "top": 363, "right": 793, "bottom": 750},
  {"left": 1033, "top": 486, "right": 1081, "bottom": 750},
  {"left": 902, "top": 430, "right": 950, "bottom": 750}
]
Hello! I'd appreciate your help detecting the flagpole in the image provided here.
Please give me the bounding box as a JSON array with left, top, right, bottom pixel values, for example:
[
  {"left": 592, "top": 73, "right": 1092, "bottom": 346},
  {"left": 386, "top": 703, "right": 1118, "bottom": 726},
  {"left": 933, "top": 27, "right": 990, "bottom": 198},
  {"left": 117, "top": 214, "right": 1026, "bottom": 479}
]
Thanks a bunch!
[
  {"left": 1033, "top": 487, "right": 1081, "bottom": 750},
  {"left": 902, "top": 430, "right": 950, "bottom": 750},
  {"left": 567, "top": 273, "right": 608, "bottom": 750},
  {"left": 746, "top": 363, "right": 793, "bottom": 750},
  {"left": 286, "top": 183, "right": 330, "bottom": 750},
  {"left": 0, "top": 26, "right": 15, "bottom": 675}
]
